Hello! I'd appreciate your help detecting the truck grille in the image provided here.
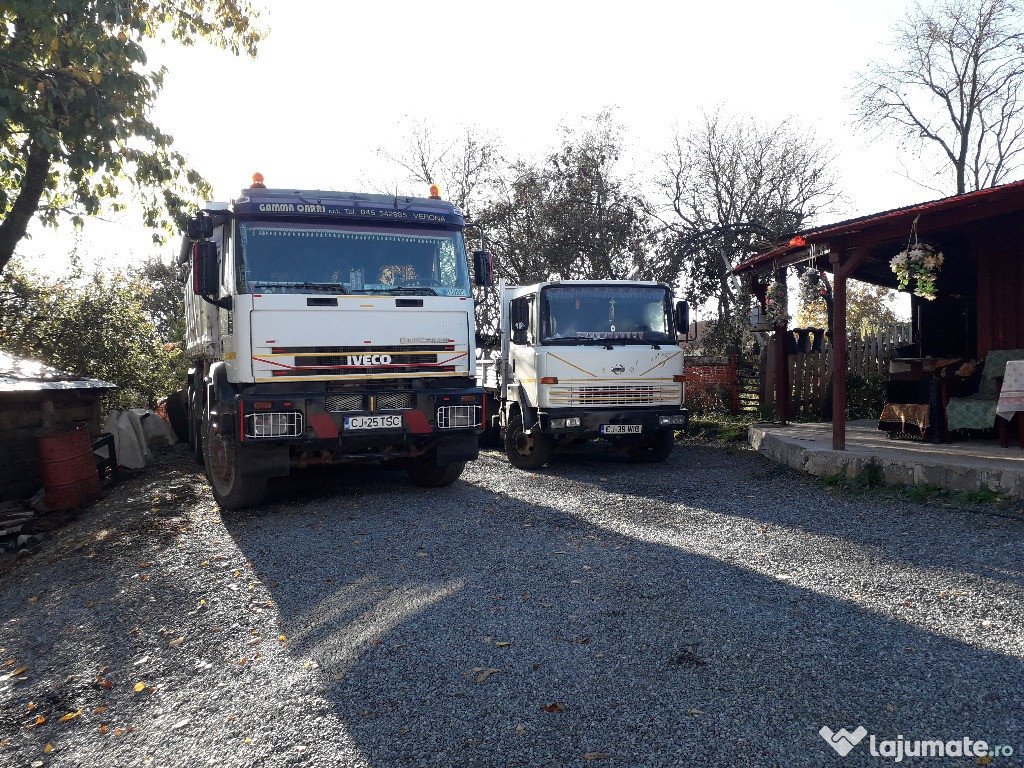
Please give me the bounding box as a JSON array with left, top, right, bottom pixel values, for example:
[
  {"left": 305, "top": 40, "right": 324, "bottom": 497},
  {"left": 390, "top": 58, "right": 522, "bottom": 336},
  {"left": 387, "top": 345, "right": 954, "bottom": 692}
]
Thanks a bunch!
[
  {"left": 377, "top": 392, "right": 414, "bottom": 410},
  {"left": 325, "top": 393, "right": 363, "bottom": 412},
  {"left": 258, "top": 345, "right": 464, "bottom": 378},
  {"left": 548, "top": 385, "right": 679, "bottom": 407}
]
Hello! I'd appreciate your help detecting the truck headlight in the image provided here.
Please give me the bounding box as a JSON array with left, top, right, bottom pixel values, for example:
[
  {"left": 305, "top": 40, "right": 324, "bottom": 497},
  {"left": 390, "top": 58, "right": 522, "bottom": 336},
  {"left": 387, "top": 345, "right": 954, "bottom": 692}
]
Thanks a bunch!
[{"left": 550, "top": 417, "right": 581, "bottom": 429}]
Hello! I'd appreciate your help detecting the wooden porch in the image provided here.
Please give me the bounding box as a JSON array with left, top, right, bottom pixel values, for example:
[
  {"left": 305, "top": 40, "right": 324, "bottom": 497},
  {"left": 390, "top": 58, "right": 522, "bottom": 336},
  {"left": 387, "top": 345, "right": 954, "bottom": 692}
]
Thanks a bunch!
[{"left": 749, "top": 420, "right": 1024, "bottom": 498}]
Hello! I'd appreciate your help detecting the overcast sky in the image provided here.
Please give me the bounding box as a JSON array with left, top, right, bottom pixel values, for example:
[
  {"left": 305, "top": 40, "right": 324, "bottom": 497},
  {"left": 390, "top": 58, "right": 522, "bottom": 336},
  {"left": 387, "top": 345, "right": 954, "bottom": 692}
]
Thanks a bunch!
[{"left": 19, "top": 0, "right": 947, "bottom": 273}]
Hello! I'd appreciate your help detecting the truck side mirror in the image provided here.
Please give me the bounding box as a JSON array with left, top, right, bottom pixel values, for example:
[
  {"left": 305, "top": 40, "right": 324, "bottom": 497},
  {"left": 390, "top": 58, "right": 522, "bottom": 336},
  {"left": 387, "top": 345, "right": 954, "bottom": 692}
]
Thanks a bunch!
[
  {"left": 473, "top": 250, "right": 494, "bottom": 287},
  {"left": 192, "top": 241, "right": 220, "bottom": 296},
  {"left": 675, "top": 300, "right": 690, "bottom": 335},
  {"left": 186, "top": 213, "right": 213, "bottom": 241}
]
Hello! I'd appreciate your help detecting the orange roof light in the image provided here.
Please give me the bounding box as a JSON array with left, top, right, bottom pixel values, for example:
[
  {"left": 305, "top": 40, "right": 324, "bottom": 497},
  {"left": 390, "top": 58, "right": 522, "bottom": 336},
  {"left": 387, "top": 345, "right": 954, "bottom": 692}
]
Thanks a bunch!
[
  {"left": 251, "top": 172, "right": 266, "bottom": 189},
  {"left": 789, "top": 235, "right": 806, "bottom": 247},
  {"left": 428, "top": 183, "right": 441, "bottom": 199}
]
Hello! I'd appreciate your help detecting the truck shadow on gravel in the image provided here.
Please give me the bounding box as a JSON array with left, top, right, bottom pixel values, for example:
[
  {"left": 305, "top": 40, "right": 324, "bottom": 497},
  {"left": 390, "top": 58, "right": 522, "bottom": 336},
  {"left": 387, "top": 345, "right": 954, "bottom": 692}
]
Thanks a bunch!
[{"left": 222, "top": 448, "right": 1024, "bottom": 768}]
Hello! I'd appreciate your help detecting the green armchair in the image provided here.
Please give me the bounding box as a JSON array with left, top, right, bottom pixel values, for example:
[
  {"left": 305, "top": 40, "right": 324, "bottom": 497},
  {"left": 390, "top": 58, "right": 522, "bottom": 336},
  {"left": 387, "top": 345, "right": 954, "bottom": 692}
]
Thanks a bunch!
[{"left": 945, "top": 348, "right": 1024, "bottom": 435}]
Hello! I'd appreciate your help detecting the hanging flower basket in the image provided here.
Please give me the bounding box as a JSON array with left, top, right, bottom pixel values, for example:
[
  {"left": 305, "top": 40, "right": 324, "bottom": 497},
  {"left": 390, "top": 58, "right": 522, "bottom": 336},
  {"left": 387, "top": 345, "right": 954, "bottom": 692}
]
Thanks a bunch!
[
  {"left": 764, "top": 279, "right": 789, "bottom": 327},
  {"left": 798, "top": 268, "right": 828, "bottom": 307},
  {"left": 890, "top": 242, "right": 943, "bottom": 300}
]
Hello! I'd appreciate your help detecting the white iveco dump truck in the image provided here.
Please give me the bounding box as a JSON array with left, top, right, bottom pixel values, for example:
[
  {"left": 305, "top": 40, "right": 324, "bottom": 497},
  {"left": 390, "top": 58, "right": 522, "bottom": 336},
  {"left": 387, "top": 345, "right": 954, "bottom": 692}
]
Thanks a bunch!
[
  {"left": 478, "top": 278, "right": 689, "bottom": 469},
  {"left": 180, "top": 177, "right": 491, "bottom": 509}
]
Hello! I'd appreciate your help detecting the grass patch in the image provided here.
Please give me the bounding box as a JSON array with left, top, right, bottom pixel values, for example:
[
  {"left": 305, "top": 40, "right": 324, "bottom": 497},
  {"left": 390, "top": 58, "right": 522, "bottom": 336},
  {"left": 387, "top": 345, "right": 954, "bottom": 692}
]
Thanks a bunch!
[{"left": 684, "top": 416, "right": 752, "bottom": 444}]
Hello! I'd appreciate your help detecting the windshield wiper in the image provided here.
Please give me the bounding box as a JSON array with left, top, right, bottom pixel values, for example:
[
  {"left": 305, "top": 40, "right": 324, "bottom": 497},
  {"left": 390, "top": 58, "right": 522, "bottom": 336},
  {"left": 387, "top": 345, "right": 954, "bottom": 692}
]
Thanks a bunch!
[
  {"left": 251, "top": 281, "right": 349, "bottom": 294},
  {"left": 355, "top": 286, "right": 437, "bottom": 296}
]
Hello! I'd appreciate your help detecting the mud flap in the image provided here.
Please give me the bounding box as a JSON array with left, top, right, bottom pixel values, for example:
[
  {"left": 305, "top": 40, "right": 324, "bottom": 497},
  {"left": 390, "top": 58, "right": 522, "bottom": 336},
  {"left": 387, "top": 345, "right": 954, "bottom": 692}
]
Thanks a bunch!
[
  {"left": 435, "top": 433, "right": 479, "bottom": 465},
  {"left": 239, "top": 445, "right": 290, "bottom": 478}
]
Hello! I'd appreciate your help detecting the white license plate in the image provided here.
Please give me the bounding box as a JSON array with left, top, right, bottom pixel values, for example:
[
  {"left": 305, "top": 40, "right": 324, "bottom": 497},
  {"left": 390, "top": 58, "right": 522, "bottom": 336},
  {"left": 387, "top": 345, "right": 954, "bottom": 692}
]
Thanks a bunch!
[
  {"left": 601, "top": 424, "right": 642, "bottom": 434},
  {"left": 344, "top": 415, "right": 403, "bottom": 430}
]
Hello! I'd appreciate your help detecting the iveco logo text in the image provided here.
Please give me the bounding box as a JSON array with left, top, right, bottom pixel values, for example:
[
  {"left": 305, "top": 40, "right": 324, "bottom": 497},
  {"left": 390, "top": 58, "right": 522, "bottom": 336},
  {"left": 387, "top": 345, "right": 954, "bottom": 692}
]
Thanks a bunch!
[
  {"left": 346, "top": 355, "right": 393, "bottom": 365},
  {"left": 611, "top": 364, "right": 626, "bottom": 375}
]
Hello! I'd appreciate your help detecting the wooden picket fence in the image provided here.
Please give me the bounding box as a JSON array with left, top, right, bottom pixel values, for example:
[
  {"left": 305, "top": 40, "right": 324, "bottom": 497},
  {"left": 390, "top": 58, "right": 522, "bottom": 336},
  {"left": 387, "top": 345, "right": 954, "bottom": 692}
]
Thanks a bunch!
[{"left": 769, "top": 323, "right": 911, "bottom": 418}]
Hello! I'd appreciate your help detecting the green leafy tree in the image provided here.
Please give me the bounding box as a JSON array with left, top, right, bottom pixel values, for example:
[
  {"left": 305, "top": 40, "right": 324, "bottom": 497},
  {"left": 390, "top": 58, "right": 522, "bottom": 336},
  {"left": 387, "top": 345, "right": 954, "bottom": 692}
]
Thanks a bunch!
[
  {"left": 795, "top": 278, "right": 901, "bottom": 331},
  {"left": 0, "top": 258, "right": 186, "bottom": 411},
  {"left": 0, "top": 0, "right": 266, "bottom": 274},
  {"left": 130, "top": 256, "right": 185, "bottom": 343}
]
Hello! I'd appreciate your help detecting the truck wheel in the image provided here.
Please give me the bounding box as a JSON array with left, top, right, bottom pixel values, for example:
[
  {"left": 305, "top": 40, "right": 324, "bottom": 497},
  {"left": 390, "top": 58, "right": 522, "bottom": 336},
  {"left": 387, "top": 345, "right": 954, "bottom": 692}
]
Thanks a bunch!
[
  {"left": 627, "top": 429, "right": 675, "bottom": 463},
  {"left": 504, "top": 413, "right": 553, "bottom": 470},
  {"left": 406, "top": 454, "right": 466, "bottom": 487},
  {"left": 203, "top": 426, "right": 268, "bottom": 510}
]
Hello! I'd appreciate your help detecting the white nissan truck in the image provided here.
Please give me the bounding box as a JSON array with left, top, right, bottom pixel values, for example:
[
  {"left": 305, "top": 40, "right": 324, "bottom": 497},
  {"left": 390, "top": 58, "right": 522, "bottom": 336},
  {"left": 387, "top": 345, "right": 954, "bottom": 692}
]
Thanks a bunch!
[
  {"left": 478, "top": 278, "right": 689, "bottom": 469},
  {"left": 180, "top": 177, "right": 491, "bottom": 508}
]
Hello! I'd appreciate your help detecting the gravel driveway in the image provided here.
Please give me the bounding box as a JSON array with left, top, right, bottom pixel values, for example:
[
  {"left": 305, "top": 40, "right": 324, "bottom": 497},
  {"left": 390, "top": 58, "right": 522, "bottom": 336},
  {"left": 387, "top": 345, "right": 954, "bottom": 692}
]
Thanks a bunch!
[{"left": 1, "top": 440, "right": 1022, "bottom": 767}]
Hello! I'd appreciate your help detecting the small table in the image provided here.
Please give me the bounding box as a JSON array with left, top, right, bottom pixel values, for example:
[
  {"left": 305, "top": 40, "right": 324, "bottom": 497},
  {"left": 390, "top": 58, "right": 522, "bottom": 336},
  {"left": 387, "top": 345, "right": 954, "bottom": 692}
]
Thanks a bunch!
[{"left": 996, "top": 359, "right": 1024, "bottom": 448}]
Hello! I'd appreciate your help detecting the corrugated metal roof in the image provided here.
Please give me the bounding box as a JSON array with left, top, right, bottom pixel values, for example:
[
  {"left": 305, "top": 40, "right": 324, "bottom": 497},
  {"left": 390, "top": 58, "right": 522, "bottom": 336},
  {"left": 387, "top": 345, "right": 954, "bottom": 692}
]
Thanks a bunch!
[
  {"left": 734, "top": 178, "right": 1024, "bottom": 274},
  {"left": 0, "top": 352, "right": 116, "bottom": 393}
]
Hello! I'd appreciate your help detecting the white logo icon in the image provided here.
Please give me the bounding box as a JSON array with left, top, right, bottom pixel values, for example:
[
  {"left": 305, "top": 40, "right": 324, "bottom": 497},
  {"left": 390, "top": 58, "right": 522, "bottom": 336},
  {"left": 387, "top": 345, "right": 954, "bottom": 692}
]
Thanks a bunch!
[{"left": 820, "top": 726, "right": 868, "bottom": 756}]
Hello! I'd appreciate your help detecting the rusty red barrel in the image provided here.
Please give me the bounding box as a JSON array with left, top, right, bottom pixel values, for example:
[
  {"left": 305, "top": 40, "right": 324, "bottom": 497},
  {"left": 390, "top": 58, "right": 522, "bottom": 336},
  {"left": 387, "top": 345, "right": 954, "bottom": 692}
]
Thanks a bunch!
[{"left": 36, "top": 426, "right": 101, "bottom": 510}]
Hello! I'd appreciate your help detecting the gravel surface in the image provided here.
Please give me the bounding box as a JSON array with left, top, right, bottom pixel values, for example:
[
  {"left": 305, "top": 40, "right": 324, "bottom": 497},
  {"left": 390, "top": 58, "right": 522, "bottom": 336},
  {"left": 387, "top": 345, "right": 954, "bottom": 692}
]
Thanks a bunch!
[{"left": 1, "top": 439, "right": 1022, "bottom": 767}]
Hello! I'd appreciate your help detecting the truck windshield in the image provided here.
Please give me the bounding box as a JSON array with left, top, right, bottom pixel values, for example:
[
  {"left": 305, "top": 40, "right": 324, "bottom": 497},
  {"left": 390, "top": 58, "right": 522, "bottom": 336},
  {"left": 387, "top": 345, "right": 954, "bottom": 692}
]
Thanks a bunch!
[
  {"left": 541, "top": 285, "right": 673, "bottom": 345},
  {"left": 237, "top": 222, "right": 472, "bottom": 297}
]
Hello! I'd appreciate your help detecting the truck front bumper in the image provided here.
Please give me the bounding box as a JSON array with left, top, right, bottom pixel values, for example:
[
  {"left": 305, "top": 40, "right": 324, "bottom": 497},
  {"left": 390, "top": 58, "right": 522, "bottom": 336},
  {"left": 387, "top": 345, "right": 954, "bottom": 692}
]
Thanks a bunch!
[
  {"left": 224, "top": 385, "right": 484, "bottom": 463},
  {"left": 536, "top": 407, "right": 689, "bottom": 435}
]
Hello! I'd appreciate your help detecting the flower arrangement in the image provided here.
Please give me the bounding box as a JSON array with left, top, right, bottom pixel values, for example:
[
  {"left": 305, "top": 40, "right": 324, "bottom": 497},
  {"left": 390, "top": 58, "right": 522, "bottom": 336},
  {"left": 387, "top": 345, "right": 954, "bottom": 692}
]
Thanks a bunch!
[
  {"left": 890, "top": 242, "right": 943, "bottom": 300},
  {"left": 764, "top": 278, "right": 789, "bottom": 327}
]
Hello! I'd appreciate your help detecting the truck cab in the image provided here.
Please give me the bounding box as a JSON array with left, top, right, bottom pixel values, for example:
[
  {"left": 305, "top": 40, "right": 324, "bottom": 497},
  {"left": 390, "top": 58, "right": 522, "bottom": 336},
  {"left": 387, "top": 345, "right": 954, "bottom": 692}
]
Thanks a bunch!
[
  {"left": 480, "top": 278, "right": 689, "bottom": 468},
  {"left": 181, "top": 180, "right": 491, "bottom": 508}
]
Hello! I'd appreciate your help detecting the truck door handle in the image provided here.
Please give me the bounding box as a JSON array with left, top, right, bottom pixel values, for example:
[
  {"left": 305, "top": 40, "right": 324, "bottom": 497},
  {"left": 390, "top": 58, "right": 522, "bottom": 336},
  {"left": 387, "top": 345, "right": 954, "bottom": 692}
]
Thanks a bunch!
[{"left": 306, "top": 297, "right": 338, "bottom": 307}]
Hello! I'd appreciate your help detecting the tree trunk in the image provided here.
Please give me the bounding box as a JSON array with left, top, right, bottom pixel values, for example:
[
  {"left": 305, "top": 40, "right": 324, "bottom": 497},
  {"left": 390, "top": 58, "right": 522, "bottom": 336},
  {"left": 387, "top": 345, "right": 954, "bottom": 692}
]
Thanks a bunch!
[{"left": 0, "top": 140, "right": 52, "bottom": 274}]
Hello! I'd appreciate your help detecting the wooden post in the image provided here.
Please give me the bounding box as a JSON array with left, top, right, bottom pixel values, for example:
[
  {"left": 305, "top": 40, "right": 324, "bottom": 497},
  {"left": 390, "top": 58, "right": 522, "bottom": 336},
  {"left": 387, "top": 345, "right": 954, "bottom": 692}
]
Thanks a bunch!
[
  {"left": 774, "top": 328, "right": 789, "bottom": 424},
  {"left": 830, "top": 250, "right": 848, "bottom": 450},
  {"left": 828, "top": 246, "right": 871, "bottom": 450}
]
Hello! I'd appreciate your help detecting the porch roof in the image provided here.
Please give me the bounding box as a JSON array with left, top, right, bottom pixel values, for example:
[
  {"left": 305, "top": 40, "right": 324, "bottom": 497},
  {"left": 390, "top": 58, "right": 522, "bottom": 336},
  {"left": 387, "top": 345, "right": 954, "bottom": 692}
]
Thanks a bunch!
[{"left": 734, "top": 179, "right": 1024, "bottom": 279}]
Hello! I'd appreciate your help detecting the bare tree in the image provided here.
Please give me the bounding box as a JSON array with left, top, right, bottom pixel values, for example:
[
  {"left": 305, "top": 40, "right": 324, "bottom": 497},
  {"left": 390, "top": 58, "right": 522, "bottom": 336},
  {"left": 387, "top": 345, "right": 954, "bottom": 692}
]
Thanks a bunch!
[
  {"left": 378, "top": 121, "right": 501, "bottom": 218},
  {"left": 855, "top": 0, "right": 1024, "bottom": 194},
  {"left": 655, "top": 111, "right": 839, "bottom": 320}
]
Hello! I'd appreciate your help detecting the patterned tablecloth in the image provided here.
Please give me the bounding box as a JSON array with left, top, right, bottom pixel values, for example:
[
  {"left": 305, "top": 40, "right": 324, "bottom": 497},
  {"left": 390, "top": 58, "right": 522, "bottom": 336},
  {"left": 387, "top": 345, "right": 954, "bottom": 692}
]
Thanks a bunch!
[{"left": 996, "top": 359, "right": 1024, "bottom": 421}]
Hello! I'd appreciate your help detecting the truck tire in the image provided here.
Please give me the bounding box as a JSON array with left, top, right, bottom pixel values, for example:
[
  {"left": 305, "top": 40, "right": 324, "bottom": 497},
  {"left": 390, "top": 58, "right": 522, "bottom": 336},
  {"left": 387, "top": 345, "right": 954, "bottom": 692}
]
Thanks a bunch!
[
  {"left": 406, "top": 454, "right": 466, "bottom": 487},
  {"left": 504, "top": 412, "right": 553, "bottom": 470},
  {"left": 164, "top": 388, "right": 189, "bottom": 443},
  {"left": 203, "top": 424, "right": 268, "bottom": 510},
  {"left": 627, "top": 428, "right": 675, "bottom": 463}
]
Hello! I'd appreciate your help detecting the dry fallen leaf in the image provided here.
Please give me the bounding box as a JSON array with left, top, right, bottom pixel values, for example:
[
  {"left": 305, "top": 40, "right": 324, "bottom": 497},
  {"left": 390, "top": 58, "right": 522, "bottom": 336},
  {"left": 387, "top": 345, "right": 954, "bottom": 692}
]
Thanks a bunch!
[
  {"left": 27, "top": 597, "right": 38, "bottom": 604},
  {"left": 685, "top": 709, "right": 703, "bottom": 716},
  {"left": 33, "top": 716, "right": 46, "bottom": 726},
  {"left": 277, "top": 635, "right": 287, "bottom": 642},
  {"left": 542, "top": 703, "right": 566, "bottom": 713},
  {"left": 133, "top": 682, "right": 146, "bottom": 693},
  {"left": 494, "top": 641, "right": 513, "bottom": 648},
  {"left": 59, "top": 709, "right": 82, "bottom": 722},
  {"left": 43, "top": 744, "right": 53, "bottom": 754},
  {"left": 583, "top": 753, "right": 612, "bottom": 761},
  {"left": 99, "top": 725, "right": 108, "bottom": 735},
  {"left": 976, "top": 756, "right": 993, "bottom": 766},
  {"left": 12, "top": 666, "right": 28, "bottom": 675},
  {"left": 168, "top": 637, "right": 184, "bottom": 648},
  {"left": 114, "top": 729, "right": 125, "bottom": 736},
  {"left": 94, "top": 707, "right": 106, "bottom": 714},
  {"left": 139, "top": 562, "right": 152, "bottom": 568},
  {"left": 474, "top": 667, "right": 500, "bottom": 683}
]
